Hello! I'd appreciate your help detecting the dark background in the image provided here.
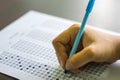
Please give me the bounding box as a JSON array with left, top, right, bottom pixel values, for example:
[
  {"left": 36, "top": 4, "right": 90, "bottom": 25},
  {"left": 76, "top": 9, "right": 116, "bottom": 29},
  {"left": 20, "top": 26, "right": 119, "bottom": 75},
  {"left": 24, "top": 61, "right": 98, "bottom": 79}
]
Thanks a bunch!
[{"left": 0, "top": 0, "right": 120, "bottom": 80}]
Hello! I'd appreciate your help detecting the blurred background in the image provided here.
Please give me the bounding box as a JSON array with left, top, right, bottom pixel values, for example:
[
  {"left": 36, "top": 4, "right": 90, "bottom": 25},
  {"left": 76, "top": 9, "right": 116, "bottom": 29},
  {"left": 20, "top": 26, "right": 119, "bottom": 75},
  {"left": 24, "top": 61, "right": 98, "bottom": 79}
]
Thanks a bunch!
[{"left": 0, "top": 0, "right": 120, "bottom": 32}]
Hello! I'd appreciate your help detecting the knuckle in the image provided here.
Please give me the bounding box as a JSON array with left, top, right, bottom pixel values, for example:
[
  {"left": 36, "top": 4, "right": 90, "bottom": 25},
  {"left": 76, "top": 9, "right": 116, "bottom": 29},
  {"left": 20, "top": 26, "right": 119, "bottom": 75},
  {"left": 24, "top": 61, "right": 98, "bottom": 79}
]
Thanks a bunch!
[
  {"left": 72, "top": 24, "right": 80, "bottom": 27},
  {"left": 52, "top": 38, "right": 58, "bottom": 46},
  {"left": 70, "top": 24, "right": 80, "bottom": 30},
  {"left": 72, "top": 24, "right": 79, "bottom": 27}
]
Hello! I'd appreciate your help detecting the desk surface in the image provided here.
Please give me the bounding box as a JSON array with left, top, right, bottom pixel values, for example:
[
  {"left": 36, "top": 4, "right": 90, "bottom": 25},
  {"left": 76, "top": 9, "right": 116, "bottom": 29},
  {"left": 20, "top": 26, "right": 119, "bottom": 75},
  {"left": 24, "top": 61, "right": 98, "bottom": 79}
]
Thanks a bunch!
[{"left": 0, "top": 0, "right": 120, "bottom": 79}]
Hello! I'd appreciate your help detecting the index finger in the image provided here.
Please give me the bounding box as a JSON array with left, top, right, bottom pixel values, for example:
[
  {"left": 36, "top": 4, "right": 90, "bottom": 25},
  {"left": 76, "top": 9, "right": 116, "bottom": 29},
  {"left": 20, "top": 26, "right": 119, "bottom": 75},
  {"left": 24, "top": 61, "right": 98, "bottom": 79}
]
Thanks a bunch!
[
  {"left": 52, "top": 24, "right": 80, "bottom": 68},
  {"left": 52, "top": 29, "right": 70, "bottom": 68}
]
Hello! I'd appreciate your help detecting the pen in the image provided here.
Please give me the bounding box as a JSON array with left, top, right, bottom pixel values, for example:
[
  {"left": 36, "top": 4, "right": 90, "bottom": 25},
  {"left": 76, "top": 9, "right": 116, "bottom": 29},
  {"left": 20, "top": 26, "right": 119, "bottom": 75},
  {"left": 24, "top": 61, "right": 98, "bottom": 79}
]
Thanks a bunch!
[{"left": 64, "top": 0, "right": 95, "bottom": 73}]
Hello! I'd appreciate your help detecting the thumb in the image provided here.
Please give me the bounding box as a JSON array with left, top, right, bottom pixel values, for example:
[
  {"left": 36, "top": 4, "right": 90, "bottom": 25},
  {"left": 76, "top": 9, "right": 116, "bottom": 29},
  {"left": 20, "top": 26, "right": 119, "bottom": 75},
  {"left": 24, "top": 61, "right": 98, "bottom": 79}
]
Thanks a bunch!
[{"left": 65, "top": 46, "right": 94, "bottom": 70}]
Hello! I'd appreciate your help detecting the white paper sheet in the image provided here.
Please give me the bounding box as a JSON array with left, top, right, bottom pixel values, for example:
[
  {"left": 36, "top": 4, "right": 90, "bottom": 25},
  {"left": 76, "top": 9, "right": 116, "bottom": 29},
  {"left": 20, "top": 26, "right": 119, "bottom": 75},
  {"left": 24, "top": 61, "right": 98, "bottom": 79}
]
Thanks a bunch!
[{"left": 0, "top": 10, "right": 120, "bottom": 80}]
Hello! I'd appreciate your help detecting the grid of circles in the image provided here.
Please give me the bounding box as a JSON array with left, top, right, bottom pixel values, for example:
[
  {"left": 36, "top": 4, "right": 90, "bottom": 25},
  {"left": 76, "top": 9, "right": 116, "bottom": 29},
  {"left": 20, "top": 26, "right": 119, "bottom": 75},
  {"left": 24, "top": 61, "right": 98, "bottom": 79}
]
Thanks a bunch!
[
  {"left": 0, "top": 52, "right": 83, "bottom": 80},
  {"left": 10, "top": 40, "right": 109, "bottom": 80},
  {"left": 27, "top": 29, "right": 55, "bottom": 43},
  {"left": 11, "top": 40, "right": 57, "bottom": 62},
  {"left": 80, "top": 62, "right": 108, "bottom": 77},
  {"left": 0, "top": 51, "right": 109, "bottom": 80}
]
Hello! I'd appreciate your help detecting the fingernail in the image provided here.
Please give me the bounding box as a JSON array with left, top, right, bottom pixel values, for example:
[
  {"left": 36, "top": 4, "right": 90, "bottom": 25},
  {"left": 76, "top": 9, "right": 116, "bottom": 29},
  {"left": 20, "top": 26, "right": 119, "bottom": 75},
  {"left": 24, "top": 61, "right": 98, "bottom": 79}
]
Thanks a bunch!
[
  {"left": 57, "top": 55, "right": 64, "bottom": 68},
  {"left": 60, "top": 59, "right": 64, "bottom": 68},
  {"left": 66, "top": 60, "right": 73, "bottom": 70}
]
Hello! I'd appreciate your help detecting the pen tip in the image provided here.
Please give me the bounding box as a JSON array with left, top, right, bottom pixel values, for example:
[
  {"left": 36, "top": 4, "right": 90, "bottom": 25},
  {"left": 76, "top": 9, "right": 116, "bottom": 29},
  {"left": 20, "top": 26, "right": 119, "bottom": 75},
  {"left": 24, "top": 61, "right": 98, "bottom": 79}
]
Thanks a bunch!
[{"left": 64, "top": 69, "right": 69, "bottom": 74}]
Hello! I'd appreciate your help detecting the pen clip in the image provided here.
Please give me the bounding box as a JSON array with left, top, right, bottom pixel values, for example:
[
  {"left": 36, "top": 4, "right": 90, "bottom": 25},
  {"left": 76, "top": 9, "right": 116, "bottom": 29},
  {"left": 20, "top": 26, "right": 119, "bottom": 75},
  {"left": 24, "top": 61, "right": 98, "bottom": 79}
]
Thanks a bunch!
[{"left": 86, "top": 0, "right": 95, "bottom": 14}]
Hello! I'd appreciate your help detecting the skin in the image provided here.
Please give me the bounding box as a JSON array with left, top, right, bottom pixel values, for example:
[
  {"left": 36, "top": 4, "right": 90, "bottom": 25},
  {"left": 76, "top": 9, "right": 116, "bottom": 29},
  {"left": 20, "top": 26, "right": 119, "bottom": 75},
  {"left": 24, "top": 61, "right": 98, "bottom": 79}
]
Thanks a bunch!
[{"left": 52, "top": 24, "right": 120, "bottom": 73}]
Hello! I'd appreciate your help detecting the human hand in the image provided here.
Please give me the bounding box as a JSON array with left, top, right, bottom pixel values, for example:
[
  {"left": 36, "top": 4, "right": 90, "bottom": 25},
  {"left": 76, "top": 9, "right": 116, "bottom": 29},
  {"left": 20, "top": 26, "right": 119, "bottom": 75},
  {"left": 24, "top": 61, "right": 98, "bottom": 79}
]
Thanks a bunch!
[{"left": 52, "top": 24, "right": 120, "bottom": 73}]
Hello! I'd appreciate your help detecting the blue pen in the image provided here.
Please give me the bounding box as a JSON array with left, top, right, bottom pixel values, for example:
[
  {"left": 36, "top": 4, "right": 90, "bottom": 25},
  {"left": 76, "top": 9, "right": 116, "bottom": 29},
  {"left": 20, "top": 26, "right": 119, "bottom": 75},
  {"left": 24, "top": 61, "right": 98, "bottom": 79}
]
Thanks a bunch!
[{"left": 64, "top": 0, "right": 95, "bottom": 73}]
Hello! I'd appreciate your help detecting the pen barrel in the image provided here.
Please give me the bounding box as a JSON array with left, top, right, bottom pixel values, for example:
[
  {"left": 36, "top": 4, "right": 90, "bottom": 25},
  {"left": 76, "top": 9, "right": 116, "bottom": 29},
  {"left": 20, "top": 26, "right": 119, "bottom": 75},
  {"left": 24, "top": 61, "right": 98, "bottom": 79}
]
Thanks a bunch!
[
  {"left": 69, "top": 13, "right": 89, "bottom": 58},
  {"left": 86, "top": 0, "right": 95, "bottom": 14}
]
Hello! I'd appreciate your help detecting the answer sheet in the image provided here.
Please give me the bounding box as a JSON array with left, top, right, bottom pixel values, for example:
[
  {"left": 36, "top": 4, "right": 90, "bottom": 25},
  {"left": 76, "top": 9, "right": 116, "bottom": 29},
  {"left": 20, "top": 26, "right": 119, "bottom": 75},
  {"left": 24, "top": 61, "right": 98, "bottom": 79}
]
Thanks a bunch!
[{"left": 0, "top": 11, "right": 119, "bottom": 80}]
